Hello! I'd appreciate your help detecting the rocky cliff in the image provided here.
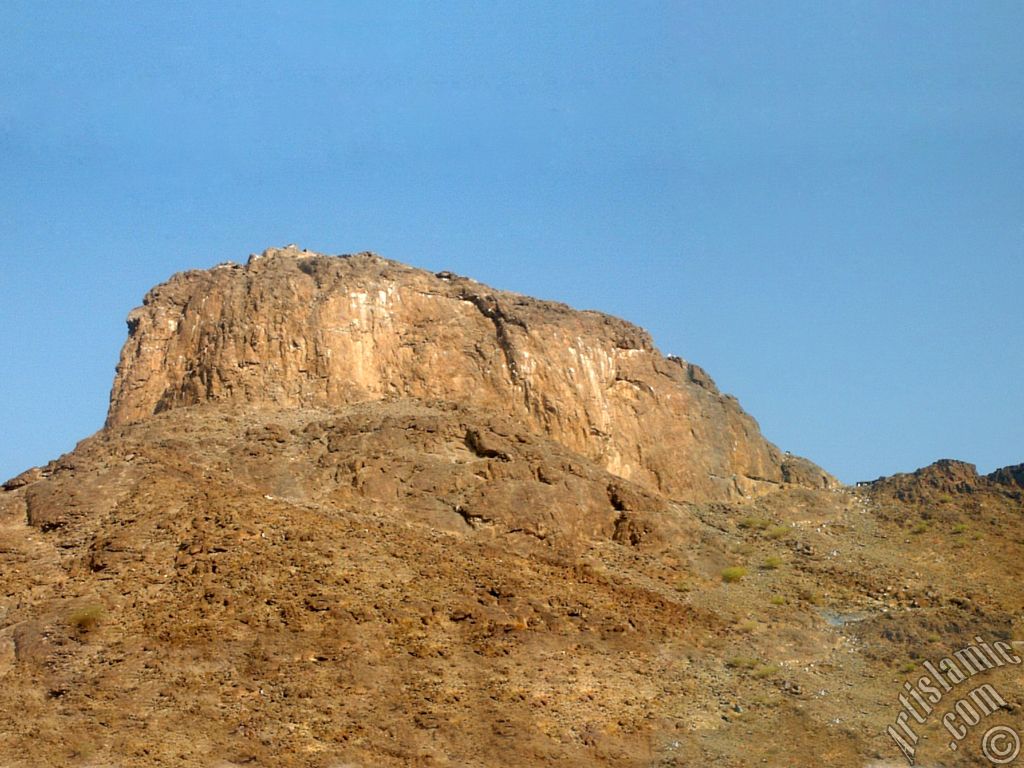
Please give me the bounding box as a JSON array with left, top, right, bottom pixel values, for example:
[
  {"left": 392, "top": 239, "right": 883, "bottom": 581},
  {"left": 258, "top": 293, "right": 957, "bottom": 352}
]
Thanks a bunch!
[
  {"left": 107, "top": 246, "right": 832, "bottom": 501},
  {"left": 3, "top": 246, "right": 1022, "bottom": 768},
  {"left": 866, "top": 458, "right": 1024, "bottom": 502}
]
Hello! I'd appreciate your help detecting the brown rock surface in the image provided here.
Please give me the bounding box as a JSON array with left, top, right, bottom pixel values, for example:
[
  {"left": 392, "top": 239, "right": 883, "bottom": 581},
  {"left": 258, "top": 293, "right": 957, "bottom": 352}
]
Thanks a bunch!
[
  {"left": 2, "top": 404, "right": 1021, "bottom": 767},
  {"left": 868, "top": 458, "right": 1024, "bottom": 503},
  {"left": 989, "top": 462, "right": 1024, "bottom": 490},
  {"left": 107, "top": 246, "right": 833, "bottom": 501}
]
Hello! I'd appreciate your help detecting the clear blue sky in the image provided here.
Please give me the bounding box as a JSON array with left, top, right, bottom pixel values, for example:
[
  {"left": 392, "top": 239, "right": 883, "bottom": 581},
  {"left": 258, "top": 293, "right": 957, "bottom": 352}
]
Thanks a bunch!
[{"left": 1, "top": 1, "right": 1021, "bottom": 484}]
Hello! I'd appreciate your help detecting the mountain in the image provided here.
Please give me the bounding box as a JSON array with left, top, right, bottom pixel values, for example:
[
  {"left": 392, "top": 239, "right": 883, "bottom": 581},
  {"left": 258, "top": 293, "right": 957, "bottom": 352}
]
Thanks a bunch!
[
  {"left": 106, "top": 246, "right": 833, "bottom": 501},
  {"left": 0, "top": 247, "right": 1020, "bottom": 768}
]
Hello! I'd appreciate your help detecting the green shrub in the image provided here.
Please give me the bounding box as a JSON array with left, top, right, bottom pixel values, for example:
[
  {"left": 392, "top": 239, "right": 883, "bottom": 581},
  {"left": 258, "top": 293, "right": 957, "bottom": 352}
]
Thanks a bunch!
[
  {"left": 721, "top": 566, "right": 749, "bottom": 583},
  {"left": 753, "top": 664, "right": 780, "bottom": 679},
  {"left": 69, "top": 604, "right": 103, "bottom": 633}
]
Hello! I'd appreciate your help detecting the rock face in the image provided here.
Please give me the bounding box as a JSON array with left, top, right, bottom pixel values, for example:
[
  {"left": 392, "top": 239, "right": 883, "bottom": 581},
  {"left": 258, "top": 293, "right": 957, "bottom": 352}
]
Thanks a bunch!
[
  {"left": 107, "top": 246, "right": 833, "bottom": 501},
  {"left": 989, "top": 462, "right": 1024, "bottom": 490},
  {"left": 867, "top": 458, "right": 1024, "bottom": 502}
]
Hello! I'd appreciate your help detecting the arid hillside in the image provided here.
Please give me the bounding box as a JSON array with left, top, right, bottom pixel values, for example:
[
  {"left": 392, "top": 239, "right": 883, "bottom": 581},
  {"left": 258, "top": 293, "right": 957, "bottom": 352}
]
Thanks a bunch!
[{"left": 1, "top": 249, "right": 1020, "bottom": 767}]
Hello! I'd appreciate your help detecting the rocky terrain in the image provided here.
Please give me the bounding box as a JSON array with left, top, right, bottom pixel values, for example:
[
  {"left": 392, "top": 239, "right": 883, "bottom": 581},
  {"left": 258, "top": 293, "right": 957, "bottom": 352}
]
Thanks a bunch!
[{"left": 1, "top": 247, "right": 1020, "bottom": 767}]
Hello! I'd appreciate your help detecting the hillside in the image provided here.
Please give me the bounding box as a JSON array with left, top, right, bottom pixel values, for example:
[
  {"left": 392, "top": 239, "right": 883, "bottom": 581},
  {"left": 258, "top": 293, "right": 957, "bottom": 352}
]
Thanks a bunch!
[{"left": 1, "top": 248, "right": 1020, "bottom": 767}]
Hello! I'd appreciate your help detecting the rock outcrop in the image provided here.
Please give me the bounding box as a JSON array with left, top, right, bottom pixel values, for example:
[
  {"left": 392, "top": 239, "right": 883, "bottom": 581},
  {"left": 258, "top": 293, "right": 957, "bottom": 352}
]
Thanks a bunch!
[
  {"left": 867, "top": 458, "right": 1024, "bottom": 502},
  {"left": 107, "top": 246, "right": 833, "bottom": 501},
  {"left": 989, "top": 462, "right": 1024, "bottom": 490}
]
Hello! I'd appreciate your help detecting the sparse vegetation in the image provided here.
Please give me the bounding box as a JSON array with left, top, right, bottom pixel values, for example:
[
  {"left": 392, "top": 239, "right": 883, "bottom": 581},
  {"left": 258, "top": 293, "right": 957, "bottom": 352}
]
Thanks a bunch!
[
  {"left": 67, "top": 736, "right": 97, "bottom": 761},
  {"left": 721, "top": 566, "right": 749, "bottom": 583},
  {"left": 910, "top": 521, "right": 929, "bottom": 535},
  {"left": 761, "top": 556, "right": 783, "bottom": 571},
  {"left": 738, "top": 516, "right": 770, "bottom": 531},
  {"left": 769, "top": 595, "right": 786, "bottom": 606},
  {"left": 68, "top": 604, "right": 103, "bottom": 633},
  {"left": 725, "top": 657, "right": 778, "bottom": 679},
  {"left": 798, "top": 589, "right": 824, "bottom": 605},
  {"left": 766, "top": 525, "right": 789, "bottom": 540}
]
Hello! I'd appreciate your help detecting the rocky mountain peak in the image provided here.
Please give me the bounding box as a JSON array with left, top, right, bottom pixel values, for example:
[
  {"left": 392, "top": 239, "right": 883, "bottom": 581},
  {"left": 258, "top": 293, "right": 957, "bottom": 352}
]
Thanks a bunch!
[
  {"left": 867, "top": 457, "right": 1024, "bottom": 502},
  {"left": 106, "top": 247, "right": 834, "bottom": 502}
]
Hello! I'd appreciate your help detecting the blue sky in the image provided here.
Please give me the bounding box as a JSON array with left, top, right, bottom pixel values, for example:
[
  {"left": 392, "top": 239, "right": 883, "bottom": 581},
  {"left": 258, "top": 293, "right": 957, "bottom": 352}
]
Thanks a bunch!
[{"left": 1, "top": 1, "right": 1021, "bottom": 484}]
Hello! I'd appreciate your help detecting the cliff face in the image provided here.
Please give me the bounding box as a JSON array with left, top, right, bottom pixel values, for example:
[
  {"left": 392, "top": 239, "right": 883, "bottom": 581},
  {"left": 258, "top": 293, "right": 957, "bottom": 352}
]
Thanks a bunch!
[
  {"left": 107, "top": 246, "right": 833, "bottom": 501},
  {"left": 867, "top": 458, "right": 1024, "bottom": 502}
]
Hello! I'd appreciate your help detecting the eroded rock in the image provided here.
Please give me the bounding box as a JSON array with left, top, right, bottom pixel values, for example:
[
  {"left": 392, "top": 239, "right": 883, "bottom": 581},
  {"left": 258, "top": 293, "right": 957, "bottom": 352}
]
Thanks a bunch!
[{"left": 106, "top": 247, "right": 834, "bottom": 501}]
